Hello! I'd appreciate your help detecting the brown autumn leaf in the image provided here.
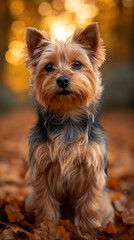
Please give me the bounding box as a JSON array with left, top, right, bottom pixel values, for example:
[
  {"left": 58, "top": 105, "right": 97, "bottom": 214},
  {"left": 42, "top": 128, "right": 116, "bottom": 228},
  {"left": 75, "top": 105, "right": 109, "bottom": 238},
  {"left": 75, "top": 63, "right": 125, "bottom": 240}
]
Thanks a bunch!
[
  {"left": 113, "top": 229, "right": 134, "bottom": 240},
  {"left": 0, "top": 225, "right": 34, "bottom": 240},
  {"left": 128, "top": 226, "right": 134, "bottom": 236},
  {"left": 10, "top": 225, "right": 35, "bottom": 240},
  {"left": 0, "top": 228, "right": 19, "bottom": 240},
  {"left": 110, "top": 191, "right": 122, "bottom": 201},
  {"left": 103, "top": 221, "right": 120, "bottom": 235},
  {"left": 5, "top": 203, "right": 24, "bottom": 223},
  {"left": 34, "top": 220, "right": 70, "bottom": 240},
  {"left": 59, "top": 219, "right": 87, "bottom": 239},
  {"left": 59, "top": 219, "right": 76, "bottom": 232},
  {"left": 19, "top": 219, "right": 35, "bottom": 230},
  {"left": 0, "top": 224, "right": 34, "bottom": 240},
  {"left": 113, "top": 199, "right": 127, "bottom": 213},
  {"left": 121, "top": 208, "right": 134, "bottom": 225}
]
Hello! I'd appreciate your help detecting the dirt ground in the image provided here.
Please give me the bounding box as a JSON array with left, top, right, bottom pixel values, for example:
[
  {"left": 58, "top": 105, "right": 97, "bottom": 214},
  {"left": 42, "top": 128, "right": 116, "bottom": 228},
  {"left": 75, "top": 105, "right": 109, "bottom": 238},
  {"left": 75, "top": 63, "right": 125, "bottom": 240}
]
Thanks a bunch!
[{"left": 0, "top": 108, "right": 134, "bottom": 239}]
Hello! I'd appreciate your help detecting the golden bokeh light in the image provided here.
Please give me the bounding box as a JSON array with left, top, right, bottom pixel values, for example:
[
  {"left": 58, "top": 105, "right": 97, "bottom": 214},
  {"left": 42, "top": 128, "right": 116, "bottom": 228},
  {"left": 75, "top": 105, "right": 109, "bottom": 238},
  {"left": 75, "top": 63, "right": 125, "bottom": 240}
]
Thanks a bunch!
[
  {"left": 4, "top": 71, "right": 29, "bottom": 93},
  {"left": 11, "top": 21, "right": 26, "bottom": 35},
  {"left": 75, "top": 4, "right": 98, "bottom": 21},
  {"left": 5, "top": 51, "right": 18, "bottom": 65},
  {"left": 4, "top": 0, "right": 134, "bottom": 94},
  {"left": 5, "top": 41, "right": 24, "bottom": 65},
  {"left": 52, "top": 0, "right": 65, "bottom": 10},
  {"left": 41, "top": 14, "right": 56, "bottom": 31},
  {"left": 9, "top": 0, "right": 24, "bottom": 16},
  {"left": 65, "top": 0, "right": 84, "bottom": 12},
  {"left": 50, "top": 19, "right": 75, "bottom": 41},
  {"left": 38, "top": 2, "right": 52, "bottom": 16}
]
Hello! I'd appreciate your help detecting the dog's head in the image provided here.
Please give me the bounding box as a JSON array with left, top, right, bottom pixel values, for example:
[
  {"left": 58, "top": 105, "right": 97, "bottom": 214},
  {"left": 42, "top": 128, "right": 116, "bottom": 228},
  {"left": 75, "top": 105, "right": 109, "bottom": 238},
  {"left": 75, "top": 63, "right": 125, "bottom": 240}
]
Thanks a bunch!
[{"left": 25, "top": 23, "right": 105, "bottom": 114}]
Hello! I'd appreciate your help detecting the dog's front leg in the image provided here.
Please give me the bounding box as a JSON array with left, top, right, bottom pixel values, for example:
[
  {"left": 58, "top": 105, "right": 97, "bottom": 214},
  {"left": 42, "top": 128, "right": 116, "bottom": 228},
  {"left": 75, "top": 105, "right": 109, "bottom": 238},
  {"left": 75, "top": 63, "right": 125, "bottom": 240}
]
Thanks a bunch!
[
  {"left": 26, "top": 143, "right": 60, "bottom": 227},
  {"left": 33, "top": 173, "right": 60, "bottom": 227},
  {"left": 74, "top": 185, "right": 101, "bottom": 230},
  {"left": 74, "top": 171, "right": 106, "bottom": 240}
]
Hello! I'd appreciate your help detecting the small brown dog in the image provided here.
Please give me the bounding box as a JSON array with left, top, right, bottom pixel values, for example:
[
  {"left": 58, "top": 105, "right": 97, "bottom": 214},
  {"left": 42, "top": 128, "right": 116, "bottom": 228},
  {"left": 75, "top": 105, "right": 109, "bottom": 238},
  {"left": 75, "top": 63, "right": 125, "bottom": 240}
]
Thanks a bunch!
[{"left": 25, "top": 23, "right": 114, "bottom": 235}]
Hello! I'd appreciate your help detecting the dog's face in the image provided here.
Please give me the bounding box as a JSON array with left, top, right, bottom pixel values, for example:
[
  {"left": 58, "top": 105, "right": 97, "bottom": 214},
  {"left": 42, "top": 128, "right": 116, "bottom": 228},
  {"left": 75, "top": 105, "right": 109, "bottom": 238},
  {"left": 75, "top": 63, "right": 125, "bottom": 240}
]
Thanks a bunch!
[{"left": 25, "top": 23, "right": 105, "bottom": 113}]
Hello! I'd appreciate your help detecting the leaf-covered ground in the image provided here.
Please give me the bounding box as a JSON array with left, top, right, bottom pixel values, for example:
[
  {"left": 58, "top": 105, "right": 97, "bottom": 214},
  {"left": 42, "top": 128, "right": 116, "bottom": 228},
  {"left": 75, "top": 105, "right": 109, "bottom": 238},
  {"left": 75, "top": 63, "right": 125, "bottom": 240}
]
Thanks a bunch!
[{"left": 0, "top": 108, "right": 134, "bottom": 240}]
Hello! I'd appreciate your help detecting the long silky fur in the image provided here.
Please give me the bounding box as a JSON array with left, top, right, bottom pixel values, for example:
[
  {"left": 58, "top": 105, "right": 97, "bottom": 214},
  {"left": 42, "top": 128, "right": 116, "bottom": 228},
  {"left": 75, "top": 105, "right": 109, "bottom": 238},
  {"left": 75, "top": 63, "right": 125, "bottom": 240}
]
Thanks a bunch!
[{"left": 25, "top": 23, "right": 114, "bottom": 233}]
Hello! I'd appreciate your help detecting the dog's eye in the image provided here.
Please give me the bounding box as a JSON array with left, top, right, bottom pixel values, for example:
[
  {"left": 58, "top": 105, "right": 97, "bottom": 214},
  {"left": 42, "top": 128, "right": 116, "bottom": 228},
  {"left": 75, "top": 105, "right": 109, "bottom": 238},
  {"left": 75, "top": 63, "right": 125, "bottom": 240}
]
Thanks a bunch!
[
  {"left": 72, "top": 61, "right": 82, "bottom": 70},
  {"left": 45, "top": 63, "right": 53, "bottom": 72}
]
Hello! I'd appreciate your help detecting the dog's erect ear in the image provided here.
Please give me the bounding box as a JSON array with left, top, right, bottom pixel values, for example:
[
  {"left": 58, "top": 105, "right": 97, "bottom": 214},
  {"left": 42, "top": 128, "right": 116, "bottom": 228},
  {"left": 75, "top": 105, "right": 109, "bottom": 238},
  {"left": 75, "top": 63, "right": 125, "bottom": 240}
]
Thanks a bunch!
[
  {"left": 73, "top": 23, "right": 105, "bottom": 67},
  {"left": 25, "top": 27, "right": 51, "bottom": 58},
  {"left": 73, "top": 23, "right": 99, "bottom": 52}
]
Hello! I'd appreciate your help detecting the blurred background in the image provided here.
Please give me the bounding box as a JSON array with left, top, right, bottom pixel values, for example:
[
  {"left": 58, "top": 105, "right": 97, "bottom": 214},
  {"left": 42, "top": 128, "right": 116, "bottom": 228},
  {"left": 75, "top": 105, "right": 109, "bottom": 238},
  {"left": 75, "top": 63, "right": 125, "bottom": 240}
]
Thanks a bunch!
[{"left": 0, "top": 0, "right": 134, "bottom": 112}]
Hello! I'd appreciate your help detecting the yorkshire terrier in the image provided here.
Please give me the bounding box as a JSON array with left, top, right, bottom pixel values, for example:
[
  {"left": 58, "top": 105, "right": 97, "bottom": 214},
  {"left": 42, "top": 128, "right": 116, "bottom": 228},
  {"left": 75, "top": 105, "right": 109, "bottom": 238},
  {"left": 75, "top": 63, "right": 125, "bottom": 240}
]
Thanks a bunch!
[{"left": 25, "top": 23, "right": 114, "bottom": 236}]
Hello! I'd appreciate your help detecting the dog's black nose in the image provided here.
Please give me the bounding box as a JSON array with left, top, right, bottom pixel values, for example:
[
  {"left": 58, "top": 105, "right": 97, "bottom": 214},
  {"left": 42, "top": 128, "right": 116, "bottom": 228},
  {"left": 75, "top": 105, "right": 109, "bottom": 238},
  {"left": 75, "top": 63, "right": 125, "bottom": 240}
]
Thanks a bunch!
[{"left": 56, "top": 76, "right": 70, "bottom": 88}]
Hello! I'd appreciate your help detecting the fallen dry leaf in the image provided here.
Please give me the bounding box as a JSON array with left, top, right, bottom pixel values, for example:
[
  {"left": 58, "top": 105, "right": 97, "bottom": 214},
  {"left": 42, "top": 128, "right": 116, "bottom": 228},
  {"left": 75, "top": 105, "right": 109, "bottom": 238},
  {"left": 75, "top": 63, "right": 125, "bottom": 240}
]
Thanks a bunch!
[
  {"left": 113, "top": 199, "right": 127, "bottom": 213},
  {"left": 113, "top": 230, "right": 134, "bottom": 240},
  {"left": 103, "top": 221, "right": 120, "bottom": 235},
  {"left": 59, "top": 219, "right": 87, "bottom": 239},
  {"left": 128, "top": 226, "right": 134, "bottom": 235},
  {"left": 121, "top": 208, "right": 134, "bottom": 225},
  {"left": 1, "top": 228, "right": 18, "bottom": 240},
  {"left": 5, "top": 203, "right": 24, "bottom": 223},
  {"left": 34, "top": 220, "right": 70, "bottom": 240}
]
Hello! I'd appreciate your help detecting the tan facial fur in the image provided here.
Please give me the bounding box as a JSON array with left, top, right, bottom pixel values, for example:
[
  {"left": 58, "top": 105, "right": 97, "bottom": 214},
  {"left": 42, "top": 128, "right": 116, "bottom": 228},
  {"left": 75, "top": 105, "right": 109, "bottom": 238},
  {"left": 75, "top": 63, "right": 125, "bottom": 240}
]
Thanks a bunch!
[{"left": 25, "top": 23, "right": 105, "bottom": 114}]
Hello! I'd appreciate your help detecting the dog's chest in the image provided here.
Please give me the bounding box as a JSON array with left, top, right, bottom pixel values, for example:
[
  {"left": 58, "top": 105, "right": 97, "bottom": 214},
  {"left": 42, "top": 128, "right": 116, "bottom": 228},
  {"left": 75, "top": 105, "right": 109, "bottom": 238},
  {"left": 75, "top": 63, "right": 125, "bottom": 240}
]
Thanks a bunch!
[{"left": 46, "top": 137, "right": 93, "bottom": 202}]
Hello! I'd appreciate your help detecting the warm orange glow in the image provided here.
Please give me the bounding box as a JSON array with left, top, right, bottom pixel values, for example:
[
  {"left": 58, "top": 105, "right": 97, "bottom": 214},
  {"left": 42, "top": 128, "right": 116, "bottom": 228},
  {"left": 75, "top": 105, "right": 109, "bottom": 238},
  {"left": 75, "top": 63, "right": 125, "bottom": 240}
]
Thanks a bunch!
[
  {"left": 107, "top": 6, "right": 120, "bottom": 19},
  {"left": 4, "top": 74, "right": 29, "bottom": 93},
  {"left": 75, "top": 4, "right": 98, "bottom": 21},
  {"left": 4, "top": 62, "right": 29, "bottom": 93},
  {"left": 38, "top": 2, "right": 52, "bottom": 16},
  {"left": 65, "top": 0, "right": 84, "bottom": 12},
  {"left": 52, "top": 0, "right": 65, "bottom": 10},
  {"left": 4, "top": 0, "right": 133, "bottom": 94},
  {"left": 11, "top": 21, "right": 26, "bottom": 34},
  {"left": 5, "top": 41, "right": 24, "bottom": 65},
  {"left": 9, "top": 0, "right": 24, "bottom": 16},
  {"left": 50, "top": 20, "right": 75, "bottom": 41}
]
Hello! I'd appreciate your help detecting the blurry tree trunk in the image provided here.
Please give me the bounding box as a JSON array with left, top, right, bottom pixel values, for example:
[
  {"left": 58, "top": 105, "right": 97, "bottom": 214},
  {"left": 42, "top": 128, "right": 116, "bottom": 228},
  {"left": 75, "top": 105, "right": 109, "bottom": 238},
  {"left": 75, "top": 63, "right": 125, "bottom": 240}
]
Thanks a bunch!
[
  {"left": 0, "top": 0, "right": 11, "bottom": 81},
  {"left": 117, "top": 0, "right": 134, "bottom": 61}
]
